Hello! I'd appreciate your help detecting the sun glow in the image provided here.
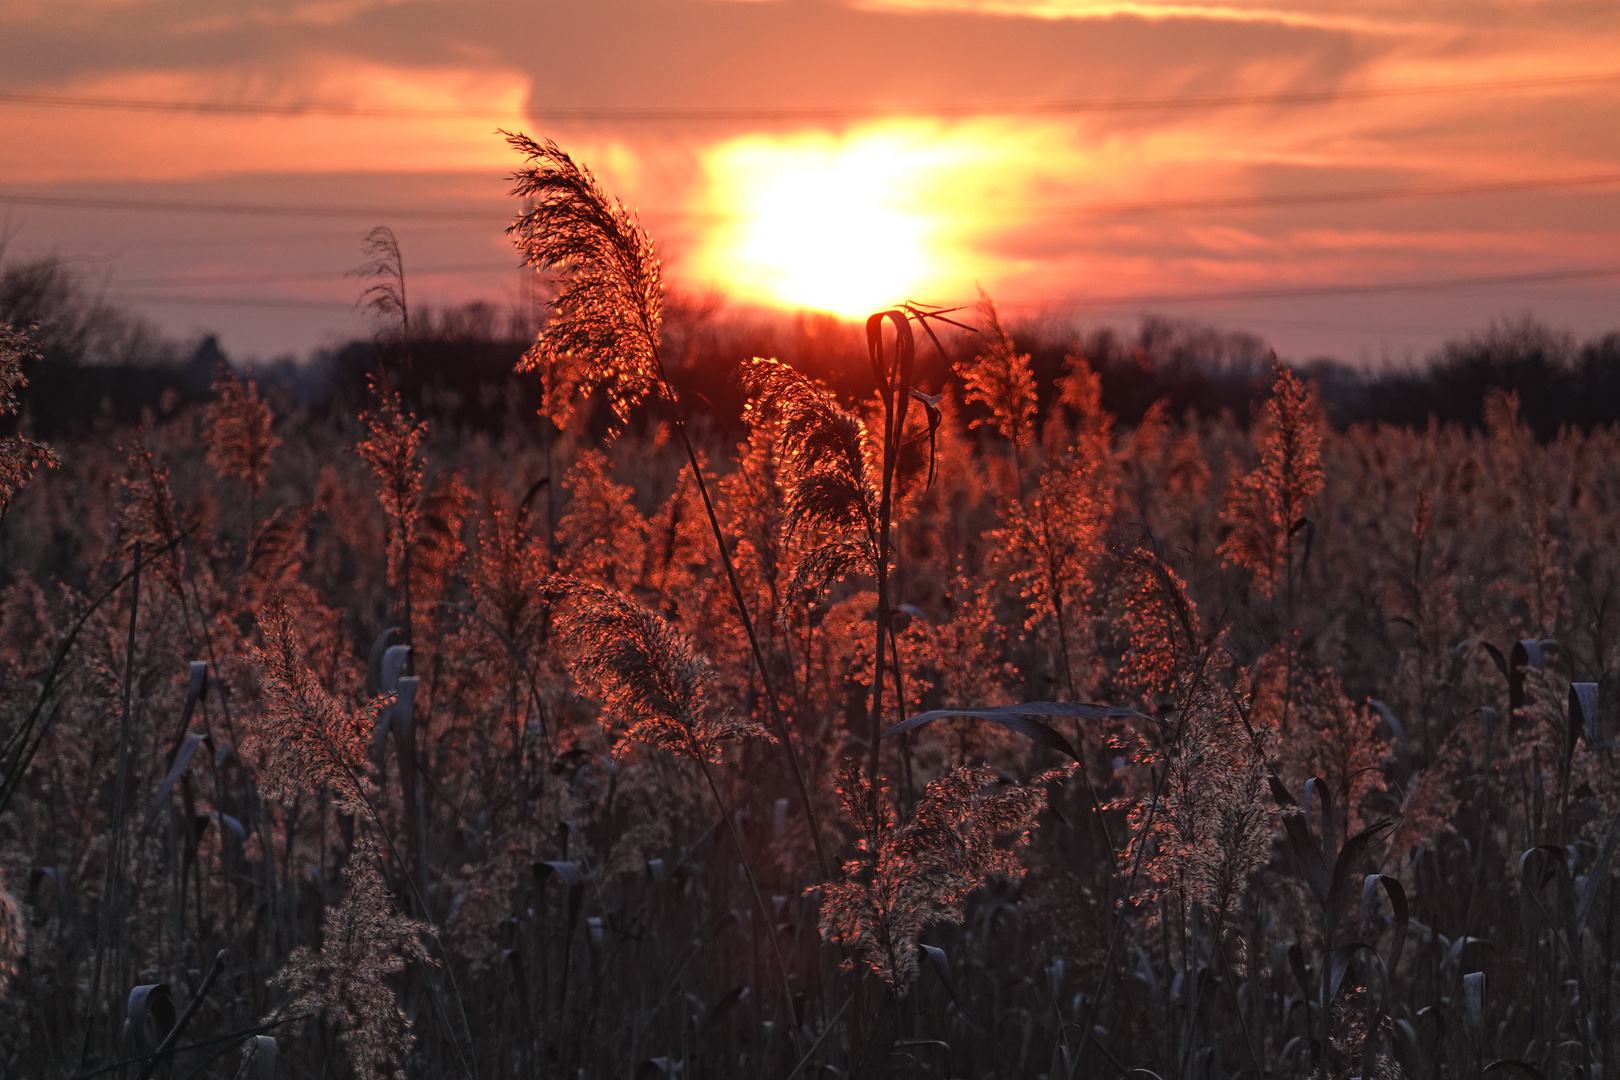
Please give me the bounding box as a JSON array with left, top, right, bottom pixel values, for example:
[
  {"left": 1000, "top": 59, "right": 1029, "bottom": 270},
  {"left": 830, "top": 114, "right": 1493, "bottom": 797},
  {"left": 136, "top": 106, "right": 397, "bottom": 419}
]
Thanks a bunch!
[{"left": 690, "top": 125, "right": 994, "bottom": 317}]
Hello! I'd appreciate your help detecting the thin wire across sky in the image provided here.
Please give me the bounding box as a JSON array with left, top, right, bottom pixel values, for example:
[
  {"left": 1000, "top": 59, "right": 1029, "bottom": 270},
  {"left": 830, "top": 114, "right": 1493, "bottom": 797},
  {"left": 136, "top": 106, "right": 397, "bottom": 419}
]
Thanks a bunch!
[
  {"left": 6, "top": 169, "right": 1620, "bottom": 223},
  {"left": 3, "top": 68, "right": 1618, "bottom": 121}
]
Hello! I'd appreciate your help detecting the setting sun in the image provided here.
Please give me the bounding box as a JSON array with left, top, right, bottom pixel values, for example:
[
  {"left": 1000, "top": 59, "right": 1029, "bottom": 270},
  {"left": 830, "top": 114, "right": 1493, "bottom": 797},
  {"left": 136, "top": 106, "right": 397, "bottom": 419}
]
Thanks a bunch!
[{"left": 690, "top": 125, "right": 985, "bottom": 317}]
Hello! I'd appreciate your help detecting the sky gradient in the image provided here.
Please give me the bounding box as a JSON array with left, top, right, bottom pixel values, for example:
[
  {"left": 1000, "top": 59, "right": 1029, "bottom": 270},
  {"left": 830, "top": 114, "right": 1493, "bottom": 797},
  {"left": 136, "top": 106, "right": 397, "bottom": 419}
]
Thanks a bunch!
[{"left": 3, "top": 0, "right": 1618, "bottom": 363}]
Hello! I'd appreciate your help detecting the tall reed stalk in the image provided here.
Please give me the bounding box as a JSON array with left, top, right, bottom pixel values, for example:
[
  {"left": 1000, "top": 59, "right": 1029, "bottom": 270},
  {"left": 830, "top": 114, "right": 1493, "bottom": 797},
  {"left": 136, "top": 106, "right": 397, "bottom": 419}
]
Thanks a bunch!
[
  {"left": 862, "top": 311, "right": 915, "bottom": 794},
  {"left": 503, "top": 133, "right": 830, "bottom": 875}
]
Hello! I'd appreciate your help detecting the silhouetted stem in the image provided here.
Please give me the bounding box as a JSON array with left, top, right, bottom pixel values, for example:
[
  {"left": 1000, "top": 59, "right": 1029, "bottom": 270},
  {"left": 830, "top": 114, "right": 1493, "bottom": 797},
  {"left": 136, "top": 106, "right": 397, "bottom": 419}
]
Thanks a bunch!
[
  {"left": 78, "top": 540, "right": 142, "bottom": 1072},
  {"left": 133, "top": 949, "right": 226, "bottom": 1080},
  {"left": 695, "top": 756, "right": 801, "bottom": 1053},
  {"left": 663, "top": 389, "right": 833, "bottom": 880},
  {"left": 867, "top": 375, "right": 903, "bottom": 803},
  {"left": 0, "top": 532, "right": 183, "bottom": 820}
]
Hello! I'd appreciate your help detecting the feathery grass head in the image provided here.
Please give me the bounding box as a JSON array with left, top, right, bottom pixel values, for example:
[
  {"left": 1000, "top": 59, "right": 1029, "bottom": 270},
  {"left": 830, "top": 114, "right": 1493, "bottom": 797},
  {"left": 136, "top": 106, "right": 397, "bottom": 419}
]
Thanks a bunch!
[
  {"left": 356, "top": 376, "right": 427, "bottom": 587},
  {"left": 506, "top": 133, "right": 663, "bottom": 429},
  {"left": 351, "top": 226, "right": 410, "bottom": 333},
  {"left": 247, "top": 593, "right": 382, "bottom": 814},
  {"left": 556, "top": 580, "right": 768, "bottom": 762},
  {"left": 818, "top": 762, "right": 1059, "bottom": 991},
  {"left": 1117, "top": 691, "right": 1276, "bottom": 918},
  {"left": 0, "top": 322, "right": 58, "bottom": 520},
  {"left": 0, "top": 871, "right": 21, "bottom": 998},
  {"left": 740, "top": 358, "right": 877, "bottom": 538},
  {"left": 274, "top": 834, "right": 430, "bottom": 1080},
  {"left": 740, "top": 357, "right": 880, "bottom": 603},
  {"left": 1114, "top": 545, "right": 1201, "bottom": 703},
  {"left": 1219, "top": 362, "right": 1324, "bottom": 598},
  {"left": 0, "top": 322, "right": 34, "bottom": 417},
  {"left": 204, "top": 365, "right": 278, "bottom": 500},
  {"left": 957, "top": 295, "right": 1037, "bottom": 451}
]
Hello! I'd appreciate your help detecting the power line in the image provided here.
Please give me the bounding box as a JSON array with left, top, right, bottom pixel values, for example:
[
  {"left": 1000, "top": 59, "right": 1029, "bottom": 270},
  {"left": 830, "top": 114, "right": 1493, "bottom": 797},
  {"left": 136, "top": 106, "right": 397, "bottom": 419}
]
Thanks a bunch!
[
  {"left": 1034, "top": 170, "right": 1620, "bottom": 216},
  {"left": 103, "top": 263, "right": 1620, "bottom": 313},
  {"left": 2, "top": 69, "right": 1619, "bottom": 123},
  {"left": 0, "top": 193, "right": 501, "bottom": 221},
  {"left": 1061, "top": 264, "right": 1620, "bottom": 308},
  {"left": 6, "top": 168, "right": 1620, "bottom": 225},
  {"left": 130, "top": 261, "right": 518, "bottom": 287},
  {"left": 101, "top": 293, "right": 362, "bottom": 310}
]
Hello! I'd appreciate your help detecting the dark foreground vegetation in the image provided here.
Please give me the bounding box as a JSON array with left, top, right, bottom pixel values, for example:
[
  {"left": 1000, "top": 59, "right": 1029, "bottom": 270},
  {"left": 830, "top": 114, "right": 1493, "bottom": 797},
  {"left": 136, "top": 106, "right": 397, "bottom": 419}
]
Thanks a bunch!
[{"left": 3, "top": 144, "right": 1620, "bottom": 1080}]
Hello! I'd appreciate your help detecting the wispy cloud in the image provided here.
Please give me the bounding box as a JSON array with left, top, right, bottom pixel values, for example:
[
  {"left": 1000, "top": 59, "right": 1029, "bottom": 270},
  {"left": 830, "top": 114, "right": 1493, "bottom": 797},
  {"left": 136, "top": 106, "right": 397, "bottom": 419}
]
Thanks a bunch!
[
  {"left": 848, "top": 0, "right": 1431, "bottom": 35},
  {"left": 0, "top": 60, "right": 529, "bottom": 183}
]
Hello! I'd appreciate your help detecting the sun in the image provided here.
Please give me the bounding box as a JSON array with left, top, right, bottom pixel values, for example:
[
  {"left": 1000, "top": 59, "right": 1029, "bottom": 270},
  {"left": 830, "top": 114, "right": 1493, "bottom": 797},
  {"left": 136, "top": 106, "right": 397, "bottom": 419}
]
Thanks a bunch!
[{"left": 690, "top": 126, "right": 976, "bottom": 318}]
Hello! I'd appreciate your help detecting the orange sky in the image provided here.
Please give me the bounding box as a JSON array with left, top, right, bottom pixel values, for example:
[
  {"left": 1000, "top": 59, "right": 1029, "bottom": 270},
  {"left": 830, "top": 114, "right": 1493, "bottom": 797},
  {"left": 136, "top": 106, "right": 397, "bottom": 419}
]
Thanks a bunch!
[{"left": 2, "top": 0, "right": 1618, "bottom": 362}]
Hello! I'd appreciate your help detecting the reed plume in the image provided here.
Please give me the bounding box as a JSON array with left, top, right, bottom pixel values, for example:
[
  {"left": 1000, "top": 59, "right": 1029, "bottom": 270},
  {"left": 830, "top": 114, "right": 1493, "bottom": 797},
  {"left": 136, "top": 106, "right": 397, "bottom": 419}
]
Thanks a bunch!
[
  {"left": 0, "top": 322, "right": 58, "bottom": 530},
  {"left": 274, "top": 835, "right": 429, "bottom": 1080},
  {"left": 506, "top": 134, "right": 662, "bottom": 430},
  {"left": 738, "top": 356, "right": 880, "bottom": 604},
  {"left": 0, "top": 871, "right": 21, "bottom": 997},
  {"left": 351, "top": 226, "right": 413, "bottom": 386},
  {"left": 1117, "top": 690, "right": 1276, "bottom": 920},
  {"left": 203, "top": 365, "right": 278, "bottom": 503},
  {"left": 1114, "top": 545, "right": 1201, "bottom": 703},
  {"left": 1252, "top": 652, "right": 1390, "bottom": 837},
  {"left": 957, "top": 296, "right": 1037, "bottom": 459},
  {"left": 818, "top": 762, "right": 1059, "bottom": 991},
  {"left": 246, "top": 593, "right": 383, "bottom": 814},
  {"left": 356, "top": 377, "right": 427, "bottom": 591},
  {"left": 997, "top": 447, "right": 1113, "bottom": 696},
  {"left": 1220, "top": 363, "right": 1324, "bottom": 600},
  {"left": 556, "top": 581, "right": 769, "bottom": 762}
]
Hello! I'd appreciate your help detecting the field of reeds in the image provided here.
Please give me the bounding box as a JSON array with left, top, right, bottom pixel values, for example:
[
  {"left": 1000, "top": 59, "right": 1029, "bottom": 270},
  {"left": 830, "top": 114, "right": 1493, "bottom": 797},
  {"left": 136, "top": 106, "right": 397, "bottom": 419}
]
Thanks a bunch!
[{"left": 2, "top": 136, "right": 1620, "bottom": 1080}]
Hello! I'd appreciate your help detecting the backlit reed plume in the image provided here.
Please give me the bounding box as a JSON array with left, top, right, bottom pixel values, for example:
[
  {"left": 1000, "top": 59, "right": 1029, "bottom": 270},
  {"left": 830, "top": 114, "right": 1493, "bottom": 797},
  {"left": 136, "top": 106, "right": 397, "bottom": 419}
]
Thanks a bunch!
[
  {"left": 1252, "top": 652, "right": 1389, "bottom": 836},
  {"left": 1220, "top": 364, "right": 1324, "bottom": 600},
  {"left": 274, "top": 835, "right": 429, "bottom": 1080},
  {"left": 718, "top": 412, "right": 792, "bottom": 613},
  {"left": 246, "top": 593, "right": 383, "bottom": 814},
  {"left": 120, "top": 438, "right": 192, "bottom": 598},
  {"left": 356, "top": 377, "right": 427, "bottom": 592},
  {"left": 506, "top": 135, "right": 828, "bottom": 871},
  {"left": 0, "top": 322, "right": 58, "bottom": 528},
  {"left": 555, "top": 450, "right": 646, "bottom": 587},
  {"left": 1114, "top": 546, "right": 1201, "bottom": 704},
  {"left": 0, "top": 872, "right": 21, "bottom": 997},
  {"left": 357, "top": 376, "right": 468, "bottom": 662},
  {"left": 203, "top": 366, "right": 278, "bottom": 503},
  {"left": 818, "top": 762, "right": 1058, "bottom": 992},
  {"left": 1110, "top": 552, "right": 1273, "bottom": 921},
  {"left": 957, "top": 296, "right": 1037, "bottom": 459},
  {"left": 997, "top": 448, "right": 1113, "bottom": 697},
  {"left": 1117, "top": 692, "right": 1276, "bottom": 921},
  {"left": 506, "top": 134, "right": 662, "bottom": 430},
  {"left": 738, "top": 356, "right": 879, "bottom": 605},
  {"left": 556, "top": 581, "right": 768, "bottom": 762},
  {"left": 1051, "top": 349, "right": 1113, "bottom": 459}
]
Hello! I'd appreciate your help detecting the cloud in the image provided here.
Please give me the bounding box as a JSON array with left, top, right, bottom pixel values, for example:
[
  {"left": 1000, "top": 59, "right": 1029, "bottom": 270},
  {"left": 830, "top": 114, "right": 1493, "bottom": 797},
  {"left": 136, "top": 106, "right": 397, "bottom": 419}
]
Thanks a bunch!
[
  {"left": 848, "top": 0, "right": 1425, "bottom": 35},
  {"left": 0, "top": 58, "right": 530, "bottom": 183}
]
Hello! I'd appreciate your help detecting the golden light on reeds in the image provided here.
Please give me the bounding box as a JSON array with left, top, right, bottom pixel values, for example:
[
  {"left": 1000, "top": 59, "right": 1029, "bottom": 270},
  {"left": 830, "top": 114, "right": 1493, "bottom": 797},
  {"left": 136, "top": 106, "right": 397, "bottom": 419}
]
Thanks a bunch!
[{"left": 690, "top": 123, "right": 1014, "bottom": 316}]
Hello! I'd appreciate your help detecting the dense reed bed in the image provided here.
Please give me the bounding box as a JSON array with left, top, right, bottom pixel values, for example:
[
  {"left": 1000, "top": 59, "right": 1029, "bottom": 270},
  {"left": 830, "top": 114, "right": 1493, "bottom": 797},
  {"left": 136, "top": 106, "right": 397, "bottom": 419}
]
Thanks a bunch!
[{"left": 2, "top": 139, "right": 1619, "bottom": 1080}]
